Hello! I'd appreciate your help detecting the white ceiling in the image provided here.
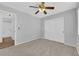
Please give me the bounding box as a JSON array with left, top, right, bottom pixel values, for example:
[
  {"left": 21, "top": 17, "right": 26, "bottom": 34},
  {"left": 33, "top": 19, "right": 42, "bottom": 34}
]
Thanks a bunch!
[{"left": 0, "top": 2, "right": 78, "bottom": 18}]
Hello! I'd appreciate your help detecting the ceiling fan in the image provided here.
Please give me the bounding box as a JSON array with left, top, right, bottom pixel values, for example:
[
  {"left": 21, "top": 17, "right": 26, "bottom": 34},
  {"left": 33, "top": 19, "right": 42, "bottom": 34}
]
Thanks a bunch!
[{"left": 29, "top": 2, "right": 55, "bottom": 14}]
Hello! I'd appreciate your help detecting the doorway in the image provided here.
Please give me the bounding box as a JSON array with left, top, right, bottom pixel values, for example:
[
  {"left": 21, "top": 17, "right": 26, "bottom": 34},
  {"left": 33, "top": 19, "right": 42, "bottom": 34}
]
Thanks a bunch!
[{"left": 0, "top": 10, "right": 16, "bottom": 48}]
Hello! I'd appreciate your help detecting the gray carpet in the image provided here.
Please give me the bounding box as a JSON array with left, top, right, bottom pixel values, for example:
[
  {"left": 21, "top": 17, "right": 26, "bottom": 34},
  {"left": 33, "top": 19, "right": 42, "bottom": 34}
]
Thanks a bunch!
[{"left": 0, "top": 39, "right": 78, "bottom": 56}]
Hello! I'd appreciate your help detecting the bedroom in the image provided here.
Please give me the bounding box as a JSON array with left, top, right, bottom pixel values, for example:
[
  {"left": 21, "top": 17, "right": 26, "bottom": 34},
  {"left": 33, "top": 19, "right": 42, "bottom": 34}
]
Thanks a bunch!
[{"left": 0, "top": 2, "right": 79, "bottom": 56}]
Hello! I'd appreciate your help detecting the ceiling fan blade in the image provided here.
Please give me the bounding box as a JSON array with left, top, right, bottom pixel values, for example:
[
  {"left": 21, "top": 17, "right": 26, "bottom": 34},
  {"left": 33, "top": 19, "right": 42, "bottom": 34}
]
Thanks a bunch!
[
  {"left": 35, "top": 10, "right": 39, "bottom": 14},
  {"left": 29, "top": 6, "right": 38, "bottom": 8},
  {"left": 45, "top": 7, "right": 55, "bottom": 9},
  {"left": 44, "top": 11, "right": 47, "bottom": 14}
]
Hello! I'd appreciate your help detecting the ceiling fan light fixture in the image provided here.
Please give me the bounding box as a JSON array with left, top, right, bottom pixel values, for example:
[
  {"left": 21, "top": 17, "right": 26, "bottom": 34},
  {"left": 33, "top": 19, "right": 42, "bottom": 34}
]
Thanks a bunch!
[
  {"left": 38, "top": 4, "right": 45, "bottom": 12},
  {"left": 38, "top": 8, "right": 45, "bottom": 12}
]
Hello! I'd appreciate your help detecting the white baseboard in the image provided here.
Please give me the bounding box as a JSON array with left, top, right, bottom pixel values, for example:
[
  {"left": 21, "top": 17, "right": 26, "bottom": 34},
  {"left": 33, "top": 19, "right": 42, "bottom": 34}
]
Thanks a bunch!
[{"left": 15, "top": 38, "right": 40, "bottom": 46}]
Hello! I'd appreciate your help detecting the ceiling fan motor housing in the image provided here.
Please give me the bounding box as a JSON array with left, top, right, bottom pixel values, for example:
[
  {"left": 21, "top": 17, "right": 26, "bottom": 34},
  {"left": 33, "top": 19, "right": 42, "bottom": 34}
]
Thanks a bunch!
[{"left": 38, "top": 4, "right": 45, "bottom": 12}]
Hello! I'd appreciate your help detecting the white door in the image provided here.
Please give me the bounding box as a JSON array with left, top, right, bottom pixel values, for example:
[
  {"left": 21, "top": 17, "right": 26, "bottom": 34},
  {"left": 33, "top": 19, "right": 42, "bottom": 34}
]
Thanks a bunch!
[{"left": 44, "top": 17, "right": 64, "bottom": 43}]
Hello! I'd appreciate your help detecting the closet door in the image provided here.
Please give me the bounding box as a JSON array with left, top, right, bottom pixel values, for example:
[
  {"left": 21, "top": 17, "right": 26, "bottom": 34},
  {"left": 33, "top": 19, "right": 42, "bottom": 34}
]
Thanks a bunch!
[{"left": 44, "top": 17, "right": 64, "bottom": 43}]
